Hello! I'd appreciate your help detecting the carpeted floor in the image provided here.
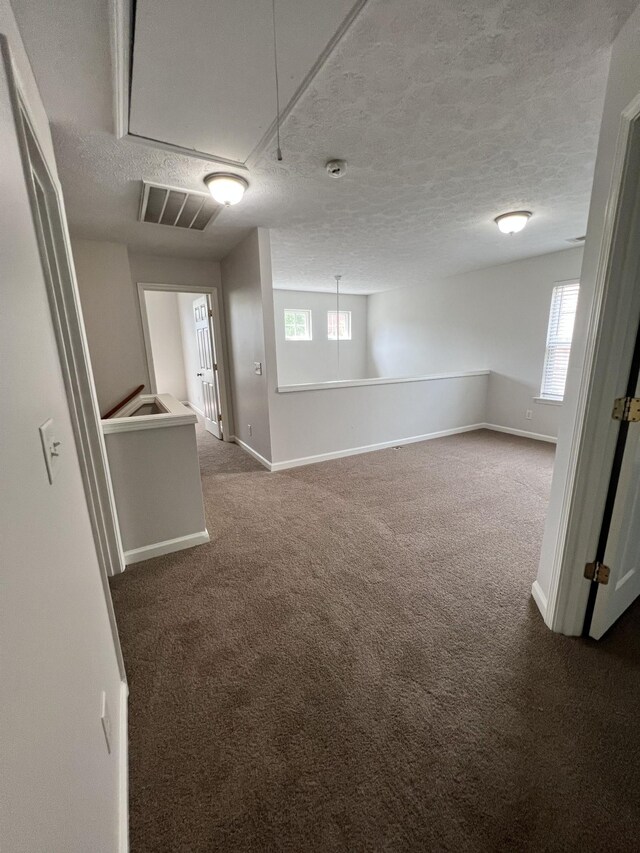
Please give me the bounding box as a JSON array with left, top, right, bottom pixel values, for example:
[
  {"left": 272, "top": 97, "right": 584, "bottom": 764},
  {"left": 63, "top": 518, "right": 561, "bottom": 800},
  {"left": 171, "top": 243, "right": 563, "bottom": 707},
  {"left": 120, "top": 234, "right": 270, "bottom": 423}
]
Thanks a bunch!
[{"left": 110, "top": 428, "right": 640, "bottom": 853}]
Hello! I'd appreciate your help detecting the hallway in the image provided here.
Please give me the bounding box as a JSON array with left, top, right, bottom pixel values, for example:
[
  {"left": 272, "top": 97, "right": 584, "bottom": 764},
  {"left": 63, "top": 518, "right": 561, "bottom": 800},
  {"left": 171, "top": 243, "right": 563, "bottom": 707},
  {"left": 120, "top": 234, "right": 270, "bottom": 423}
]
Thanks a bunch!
[{"left": 110, "top": 431, "right": 640, "bottom": 852}]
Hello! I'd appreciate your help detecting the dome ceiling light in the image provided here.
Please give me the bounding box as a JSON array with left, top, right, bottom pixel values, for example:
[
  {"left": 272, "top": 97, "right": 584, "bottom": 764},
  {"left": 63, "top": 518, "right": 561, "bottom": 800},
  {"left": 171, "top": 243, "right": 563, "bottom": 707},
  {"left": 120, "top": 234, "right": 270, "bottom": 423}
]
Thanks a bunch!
[
  {"left": 204, "top": 173, "right": 249, "bottom": 206},
  {"left": 494, "top": 210, "right": 532, "bottom": 235}
]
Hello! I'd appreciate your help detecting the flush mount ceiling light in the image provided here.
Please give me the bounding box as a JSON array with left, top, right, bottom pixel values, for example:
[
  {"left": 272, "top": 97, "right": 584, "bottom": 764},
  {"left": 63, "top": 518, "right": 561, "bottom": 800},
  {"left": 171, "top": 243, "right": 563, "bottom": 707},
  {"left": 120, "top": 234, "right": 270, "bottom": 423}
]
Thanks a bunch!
[
  {"left": 203, "top": 173, "right": 249, "bottom": 206},
  {"left": 494, "top": 210, "right": 532, "bottom": 235}
]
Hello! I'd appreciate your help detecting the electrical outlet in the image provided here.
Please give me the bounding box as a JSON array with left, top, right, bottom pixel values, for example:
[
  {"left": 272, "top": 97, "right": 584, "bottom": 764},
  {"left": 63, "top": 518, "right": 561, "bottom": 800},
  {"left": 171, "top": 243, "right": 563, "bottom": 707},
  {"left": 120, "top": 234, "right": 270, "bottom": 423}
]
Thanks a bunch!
[
  {"left": 100, "top": 691, "right": 112, "bottom": 754},
  {"left": 525, "top": 409, "right": 533, "bottom": 420},
  {"left": 248, "top": 424, "right": 252, "bottom": 436}
]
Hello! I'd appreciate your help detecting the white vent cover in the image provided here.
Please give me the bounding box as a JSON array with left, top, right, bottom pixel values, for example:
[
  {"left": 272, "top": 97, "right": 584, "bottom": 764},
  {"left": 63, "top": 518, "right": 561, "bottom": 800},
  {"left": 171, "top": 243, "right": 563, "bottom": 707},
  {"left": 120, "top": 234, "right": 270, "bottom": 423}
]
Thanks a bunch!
[{"left": 139, "top": 181, "right": 220, "bottom": 230}]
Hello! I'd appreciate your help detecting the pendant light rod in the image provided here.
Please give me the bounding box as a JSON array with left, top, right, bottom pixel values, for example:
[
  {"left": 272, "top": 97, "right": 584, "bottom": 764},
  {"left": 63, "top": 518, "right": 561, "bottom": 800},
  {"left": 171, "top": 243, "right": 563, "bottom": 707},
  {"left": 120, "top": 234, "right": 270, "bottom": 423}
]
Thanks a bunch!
[
  {"left": 271, "top": 0, "right": 283, "bottom": 161},
  {"left": 335, "top": 274, "right": 342, "bottom": 380}
]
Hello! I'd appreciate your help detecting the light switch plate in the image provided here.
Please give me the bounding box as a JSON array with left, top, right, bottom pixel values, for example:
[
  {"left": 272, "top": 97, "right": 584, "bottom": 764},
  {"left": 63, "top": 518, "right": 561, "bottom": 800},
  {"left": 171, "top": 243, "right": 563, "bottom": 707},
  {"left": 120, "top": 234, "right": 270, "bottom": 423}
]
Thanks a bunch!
[
  {"left": 38, "top": 418, "right": 62, "bottom": 484},
  {"left": 253, "top": 361, "right": 263, "bottom": 375}
]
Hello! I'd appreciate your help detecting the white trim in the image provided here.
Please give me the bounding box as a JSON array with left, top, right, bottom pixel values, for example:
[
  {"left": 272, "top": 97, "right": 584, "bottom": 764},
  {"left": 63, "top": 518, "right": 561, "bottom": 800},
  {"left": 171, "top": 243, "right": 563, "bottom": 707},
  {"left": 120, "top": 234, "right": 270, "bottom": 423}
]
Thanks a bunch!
[
  {"left": 123, "top": 529, "right": 210, "bottom": 564},
  {"left": 545, "top": 93, "right": 640, "bottom": 636},
  {"left": 482, "top": 424, "right": 558, "bottom": 444},
  {"left": 534, "top": 397, "right": 563, "bottom": 406},
  {"left": 118, "top": 679, "right": 129, "bottom": 853},
  {"left": 136, "top": 282, "right": 234, "bottom": 443},
  {"left": 276, "top": 369, "right": 490, "bottom": 394},
  {"left": 102, "top": 394, "right": 197, "bottom": 434},
  {"left": 185, "top": 400, "right": 205, "bottom": 424},
  {"left": 15, "top": 84, "right": 125, "bottom": 581},
  {"left": 531, "top": 580, "right": 548, "bottom": 620},
  {"left": 233, "top": 437, "right": 272, "bottom": 470},
  {"left": 109, "top": 0, "right": 130, "bottom": 139},
  {"left": 269, "top": 424, "right": 486, "bottom": 471},
  {"left": 235, "top": 421, "right": 557, "bottom": 472}
]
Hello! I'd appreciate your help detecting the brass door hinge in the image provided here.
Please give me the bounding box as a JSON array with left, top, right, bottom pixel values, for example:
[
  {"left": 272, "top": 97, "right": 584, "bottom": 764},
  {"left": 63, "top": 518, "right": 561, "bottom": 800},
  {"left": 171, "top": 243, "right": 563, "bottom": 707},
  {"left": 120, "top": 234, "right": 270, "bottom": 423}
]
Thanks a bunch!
[
  {"left": 208, "top": 308, "right": 213, "bottom": 318},
  {"left": 584, "top": 561, "right": 610, "bottom": 584},
  {"left": 612, "top": 396, "right": 640, "bottom": 422},
  {"left": 218, "top": 413, "right": 222, "bottom": 421}
]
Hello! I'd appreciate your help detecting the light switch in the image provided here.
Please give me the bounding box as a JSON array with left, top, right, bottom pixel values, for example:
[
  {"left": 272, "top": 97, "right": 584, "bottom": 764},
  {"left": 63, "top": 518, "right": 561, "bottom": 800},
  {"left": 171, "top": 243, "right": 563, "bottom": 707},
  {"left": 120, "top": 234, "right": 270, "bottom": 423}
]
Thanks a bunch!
[
  {"left": 39, "top": 418, "right": 62, "bottom": 484},
  {"left": 254, "top": 362, "right": 263, "bottom": 375}
]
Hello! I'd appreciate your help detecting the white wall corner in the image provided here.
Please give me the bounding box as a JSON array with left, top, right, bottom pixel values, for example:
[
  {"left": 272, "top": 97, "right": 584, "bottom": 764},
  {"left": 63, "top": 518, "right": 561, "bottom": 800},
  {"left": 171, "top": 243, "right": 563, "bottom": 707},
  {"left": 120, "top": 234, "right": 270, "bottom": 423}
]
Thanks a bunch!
[{"left": 233, "top": 437, "right": 273, "bottom": 470}]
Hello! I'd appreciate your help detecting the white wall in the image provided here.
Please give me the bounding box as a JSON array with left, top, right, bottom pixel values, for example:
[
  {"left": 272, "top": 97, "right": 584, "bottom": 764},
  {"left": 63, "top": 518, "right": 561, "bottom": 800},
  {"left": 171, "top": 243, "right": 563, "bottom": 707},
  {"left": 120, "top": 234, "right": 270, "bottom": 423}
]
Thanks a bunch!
[
  {"left": 128, "top": 251, "right": 220, "bottom": 292},
  {"left": 72, "top": 241, "right": 221, "bottom": 413},
  {"left": 367, "top": 277, "right": 489, "bottom": 378},
  {"left": 224, "top": 231, "right": 490, "bottom": 465},
  {"left": 269, "top": 376, "right": 489, "bottom": 464},
  {"left": 178, "top": 292, "right": 205, "bottom": 415},
  {"left": 144, "top": 290, "right": 188, "bottom": 400},
  {"left": 536, "top": 2, "right": 640, "bottom": 621},
  {"left": 72, "top": 239, "right": 148, "bottom": 414},
  {"left": 0, "top": 6, "right": 123, "bottom": 850},
  {"left": 273, "top": 289, "right": 369, "bottom": 384},
  {"left": 367, "top": 247, "right": 584, "bottom": 439},
  {"left": 221, "top": 229, "right": 273, "bottom": 461}
]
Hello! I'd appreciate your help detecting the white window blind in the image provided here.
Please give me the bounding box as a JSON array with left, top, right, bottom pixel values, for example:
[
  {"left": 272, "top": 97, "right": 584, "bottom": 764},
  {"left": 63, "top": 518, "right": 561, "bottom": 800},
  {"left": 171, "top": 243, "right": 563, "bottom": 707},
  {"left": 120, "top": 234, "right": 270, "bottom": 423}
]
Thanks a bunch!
[
  {"left": 327, "top": 310, "right": 351, "bottom": 340},
  {"left": 284, "top": 309, "right": 312, "bottom": 341},
  {"left": 540, "top": 282, "right": 580, "bottom": 400}
]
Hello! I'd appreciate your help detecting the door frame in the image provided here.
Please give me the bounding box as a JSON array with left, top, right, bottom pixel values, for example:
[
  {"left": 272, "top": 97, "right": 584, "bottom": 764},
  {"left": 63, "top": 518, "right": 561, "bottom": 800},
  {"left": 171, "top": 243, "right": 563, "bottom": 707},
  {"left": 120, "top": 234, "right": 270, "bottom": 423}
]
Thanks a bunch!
[
  {"left": 14, "top": 95, "right": 126, "bottom": 584},
  {"left": 137, "top": 281, "right": 233, "bottom": 441},
  {"left": 544, "top": 92, "right": 640, "bottom": 635},
  {"left": 4, "top": 36, "right": 129, "bottom": 852}
]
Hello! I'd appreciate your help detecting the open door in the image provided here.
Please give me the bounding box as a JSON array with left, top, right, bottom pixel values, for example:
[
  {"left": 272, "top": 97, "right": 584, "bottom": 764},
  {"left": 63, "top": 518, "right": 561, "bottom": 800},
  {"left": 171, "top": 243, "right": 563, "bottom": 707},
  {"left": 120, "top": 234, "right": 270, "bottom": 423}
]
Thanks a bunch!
[
  {"left": 585, "top": 319, "right": 640, "bottom": 639},
  {"left": 193, "top": 295, "right": 222, "bottom": 439}
]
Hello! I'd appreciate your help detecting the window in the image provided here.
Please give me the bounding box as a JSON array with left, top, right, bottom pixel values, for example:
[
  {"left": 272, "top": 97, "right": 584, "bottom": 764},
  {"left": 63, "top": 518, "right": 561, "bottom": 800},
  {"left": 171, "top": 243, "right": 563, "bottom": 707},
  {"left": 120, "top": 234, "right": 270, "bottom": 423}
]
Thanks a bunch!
[
  {"left": 327, "top": 310, "right": 352, "bottom": 340},
  {"left": 540, "top": 282, "right": 580, "bottom": 400},
  {"left": 284, "top": 309, "right": 312, "bottom": 341}
]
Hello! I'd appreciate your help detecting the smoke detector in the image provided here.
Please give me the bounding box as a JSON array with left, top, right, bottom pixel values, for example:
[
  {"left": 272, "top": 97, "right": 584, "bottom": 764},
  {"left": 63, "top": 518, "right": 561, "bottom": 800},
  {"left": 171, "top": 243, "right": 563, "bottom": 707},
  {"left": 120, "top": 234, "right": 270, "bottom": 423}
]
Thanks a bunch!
[{"left": 326, "top": 159, "right": 347, "bottom": 178}]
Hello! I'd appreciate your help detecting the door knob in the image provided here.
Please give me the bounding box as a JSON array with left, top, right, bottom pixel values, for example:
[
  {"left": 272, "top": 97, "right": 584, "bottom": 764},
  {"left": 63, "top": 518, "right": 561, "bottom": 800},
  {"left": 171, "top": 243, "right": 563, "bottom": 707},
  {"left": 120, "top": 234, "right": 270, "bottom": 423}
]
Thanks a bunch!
[{"left": 197, "top": 372, "right": 204, "bottom": 377}]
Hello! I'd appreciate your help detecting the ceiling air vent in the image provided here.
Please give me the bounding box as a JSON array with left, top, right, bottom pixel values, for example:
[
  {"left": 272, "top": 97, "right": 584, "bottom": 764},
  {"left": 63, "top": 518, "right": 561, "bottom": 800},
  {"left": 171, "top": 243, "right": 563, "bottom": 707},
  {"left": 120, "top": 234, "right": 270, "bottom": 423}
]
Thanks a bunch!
[{"left": 139, "top": 181, "right": 220, "bottom": 231}]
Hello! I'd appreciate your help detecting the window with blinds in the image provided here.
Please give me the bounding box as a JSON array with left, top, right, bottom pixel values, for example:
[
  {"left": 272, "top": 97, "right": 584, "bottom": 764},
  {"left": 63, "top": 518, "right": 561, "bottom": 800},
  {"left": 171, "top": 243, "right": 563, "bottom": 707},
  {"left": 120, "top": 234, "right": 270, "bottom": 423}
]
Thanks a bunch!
[{"left": 540, "top": 282, "right": 580, "bottom": 400}]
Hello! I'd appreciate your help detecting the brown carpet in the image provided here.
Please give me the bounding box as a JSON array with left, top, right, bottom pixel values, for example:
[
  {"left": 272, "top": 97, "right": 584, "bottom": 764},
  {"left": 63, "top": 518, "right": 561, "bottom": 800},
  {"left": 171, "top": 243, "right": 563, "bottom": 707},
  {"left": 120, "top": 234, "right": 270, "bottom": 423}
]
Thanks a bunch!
[{"left": 110, "top": 428, "right": 640, "bottom": 853}]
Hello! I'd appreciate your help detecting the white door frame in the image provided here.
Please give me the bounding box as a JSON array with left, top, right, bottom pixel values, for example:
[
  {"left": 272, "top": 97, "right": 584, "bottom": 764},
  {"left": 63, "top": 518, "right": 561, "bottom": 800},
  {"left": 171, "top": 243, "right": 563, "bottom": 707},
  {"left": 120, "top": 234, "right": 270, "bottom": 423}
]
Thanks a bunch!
[
  {"left": 4, "top": 38, "right": 129, "bottom": 852},
  {"left": 544, "top": 91, "right": 640, "bottom": 635},
  {"left": 137, "top": 281, "right": 234, "bottom": 441},
  {"left": 15, "top": 98, "right": 126, "bottom": 584}
]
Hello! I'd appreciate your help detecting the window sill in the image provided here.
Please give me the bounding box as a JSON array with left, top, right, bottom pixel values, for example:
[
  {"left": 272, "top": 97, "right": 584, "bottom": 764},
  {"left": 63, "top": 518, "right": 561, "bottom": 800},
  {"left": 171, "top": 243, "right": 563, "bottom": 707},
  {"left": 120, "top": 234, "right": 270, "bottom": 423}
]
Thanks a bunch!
[{"left": 534, "top": 396, "right": 563, "bottom": 406}]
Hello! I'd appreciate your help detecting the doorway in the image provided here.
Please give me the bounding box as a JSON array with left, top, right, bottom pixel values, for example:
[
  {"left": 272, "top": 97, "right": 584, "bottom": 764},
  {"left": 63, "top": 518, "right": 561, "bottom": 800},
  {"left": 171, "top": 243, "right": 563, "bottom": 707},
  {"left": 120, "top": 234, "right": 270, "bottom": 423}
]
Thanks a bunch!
[
  {"left": 137, "top": 282, "right": 232, "bottom": 442},
  {"left": 542, "top": 96, "right": 640, "bottom": 638}
]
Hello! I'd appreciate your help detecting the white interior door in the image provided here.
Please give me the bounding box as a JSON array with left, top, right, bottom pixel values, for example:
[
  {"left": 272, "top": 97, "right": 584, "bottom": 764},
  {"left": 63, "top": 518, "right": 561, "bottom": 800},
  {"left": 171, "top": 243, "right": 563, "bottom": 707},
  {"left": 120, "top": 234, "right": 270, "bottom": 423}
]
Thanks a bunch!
[
  {"left": 193, "top": 295, "right": 222, "bottom": 438},
  {"left": 590, "top": 375, "right": 640, "bottom": 639}
]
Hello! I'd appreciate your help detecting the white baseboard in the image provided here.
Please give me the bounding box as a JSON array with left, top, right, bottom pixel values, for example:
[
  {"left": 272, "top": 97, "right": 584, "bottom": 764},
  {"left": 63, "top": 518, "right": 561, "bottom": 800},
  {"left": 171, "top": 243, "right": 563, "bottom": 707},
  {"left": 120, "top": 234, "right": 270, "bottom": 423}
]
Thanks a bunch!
[
  {"left": 233, "top": 437, "right": 272, "bottom": 470},
  {"left": 269, "top": 423, "right": 486, "bottom": 472},
  {"left": 123, "top": 529, "right": 210, "bottom": 564},
  {"left": 232, "top": 422, "right": 557, "bottom": 473},
  {"left": 531, "top": 579, "right": 548, "bottom": 621},
  {"left": 118, "top": 679, "right": 129, "bottom": 853},
  {"left": 184, "top": 401, "right": 205, "bottom": 424},
  {"left": 481, "top": 423, "right": 558, "bottom": 444}
]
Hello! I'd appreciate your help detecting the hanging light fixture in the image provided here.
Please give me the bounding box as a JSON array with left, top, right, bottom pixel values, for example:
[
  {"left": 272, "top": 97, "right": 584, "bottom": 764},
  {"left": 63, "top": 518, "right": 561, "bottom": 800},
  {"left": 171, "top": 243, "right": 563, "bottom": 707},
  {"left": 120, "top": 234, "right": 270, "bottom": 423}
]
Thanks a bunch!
[
  {"left": 204, "top": 173, "right": 249, "bottom": 206},
  {"left": 494, "top": 210, "right": 532, "bottom": 234}
]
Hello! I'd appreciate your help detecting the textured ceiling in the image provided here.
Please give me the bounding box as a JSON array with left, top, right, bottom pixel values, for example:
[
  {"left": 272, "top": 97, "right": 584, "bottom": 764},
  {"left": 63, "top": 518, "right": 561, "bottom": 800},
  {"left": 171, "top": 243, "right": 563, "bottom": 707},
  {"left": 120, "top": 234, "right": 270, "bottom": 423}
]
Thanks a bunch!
[
  {"left": 130, "top": 0, "right": 358, "bottom": 164},
  {"left": 12, "top": 0, "right": 639, "bottom": 291}
]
